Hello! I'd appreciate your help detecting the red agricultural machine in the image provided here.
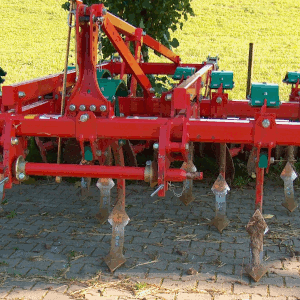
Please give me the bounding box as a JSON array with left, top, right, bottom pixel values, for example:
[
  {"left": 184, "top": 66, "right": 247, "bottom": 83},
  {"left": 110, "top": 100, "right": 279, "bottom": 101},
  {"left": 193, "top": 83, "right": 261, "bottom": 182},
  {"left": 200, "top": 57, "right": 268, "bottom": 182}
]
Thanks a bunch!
[{"left": 1, "top": 0, "right": 300, "bottom": 282}]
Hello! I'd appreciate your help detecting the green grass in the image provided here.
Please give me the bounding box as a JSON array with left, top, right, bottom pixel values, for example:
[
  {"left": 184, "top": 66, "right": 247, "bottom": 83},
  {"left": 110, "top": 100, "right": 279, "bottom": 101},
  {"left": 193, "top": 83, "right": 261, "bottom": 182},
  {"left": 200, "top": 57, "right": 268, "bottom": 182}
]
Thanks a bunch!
[{"left": 1, "top": 0, "right": 299, "bottom": 100}]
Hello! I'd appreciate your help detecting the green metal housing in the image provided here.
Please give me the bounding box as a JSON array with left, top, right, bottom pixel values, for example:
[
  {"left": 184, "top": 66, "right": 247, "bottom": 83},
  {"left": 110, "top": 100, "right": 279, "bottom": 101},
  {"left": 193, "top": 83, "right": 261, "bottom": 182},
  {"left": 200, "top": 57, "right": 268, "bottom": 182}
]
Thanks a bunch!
[
  {"left": 173, "top": 67, "right": 196, "bottom": 80},
  {"left": 210, "top": 71, "right": 234, "bottom": 89},
  {"left": 283, "top": 72, "right": 300, "bottom": 84},
  {"left": 250, "top": 83, "right": 280, "bottom": 107},
  {"left": 259, "top": 153, "right": 268, "bottom": 169}
]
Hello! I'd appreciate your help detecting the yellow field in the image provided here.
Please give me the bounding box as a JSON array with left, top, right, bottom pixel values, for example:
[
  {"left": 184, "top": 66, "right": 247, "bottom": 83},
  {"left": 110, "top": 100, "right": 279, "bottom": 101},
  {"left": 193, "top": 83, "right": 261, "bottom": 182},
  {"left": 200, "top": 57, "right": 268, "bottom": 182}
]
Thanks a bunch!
[{"left": 0, "top": 0, "right": 299, "bottom": 99}]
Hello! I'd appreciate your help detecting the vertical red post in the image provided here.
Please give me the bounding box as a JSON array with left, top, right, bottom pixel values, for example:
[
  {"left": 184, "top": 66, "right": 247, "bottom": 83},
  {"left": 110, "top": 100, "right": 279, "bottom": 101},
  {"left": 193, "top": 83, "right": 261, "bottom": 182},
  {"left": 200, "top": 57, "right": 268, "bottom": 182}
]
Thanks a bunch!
[{"left": 255, "top": 167, "right": 264, "bottom": 212}]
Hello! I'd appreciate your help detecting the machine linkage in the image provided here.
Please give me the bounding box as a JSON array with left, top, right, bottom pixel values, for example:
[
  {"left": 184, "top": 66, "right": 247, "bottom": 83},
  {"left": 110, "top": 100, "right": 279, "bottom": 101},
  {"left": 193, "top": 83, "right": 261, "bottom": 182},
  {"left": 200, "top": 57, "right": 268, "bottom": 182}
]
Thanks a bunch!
[{"left": 1, "top": 0, "right": 300, "bottom": 279}]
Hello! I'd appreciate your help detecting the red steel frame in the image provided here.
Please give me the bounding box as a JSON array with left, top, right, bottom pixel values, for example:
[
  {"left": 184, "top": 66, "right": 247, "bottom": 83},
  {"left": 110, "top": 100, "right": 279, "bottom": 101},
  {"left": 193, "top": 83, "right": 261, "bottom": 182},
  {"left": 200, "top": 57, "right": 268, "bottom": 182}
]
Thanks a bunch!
[{"left": 0, "top": 1, "right": 299, "bottom": 214}]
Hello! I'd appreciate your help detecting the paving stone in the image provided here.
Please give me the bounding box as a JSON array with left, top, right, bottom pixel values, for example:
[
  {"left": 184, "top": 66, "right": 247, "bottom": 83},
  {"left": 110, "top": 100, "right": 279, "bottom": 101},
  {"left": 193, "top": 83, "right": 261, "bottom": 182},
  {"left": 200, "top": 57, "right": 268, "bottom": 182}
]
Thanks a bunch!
[
  {"left": 7, "top": 289, "right": 46, "bottom": 300},
  {"left": 285, "top": 276, "right": 300, "bottom": 287},
  {"left": 269, "top": 285, "right": 300, "bottom": 297},
  {"left": 43, "top": 291, "right": 73, "bottom": 299},
  {"left": 233, "top": 283, "right": 268, "bottom": 296},
  {"left": 177, "top": 293, "right": 212, "bottom": 300},
  {"left": 252, "top": 296, "right": 286, "bottom": 300}
]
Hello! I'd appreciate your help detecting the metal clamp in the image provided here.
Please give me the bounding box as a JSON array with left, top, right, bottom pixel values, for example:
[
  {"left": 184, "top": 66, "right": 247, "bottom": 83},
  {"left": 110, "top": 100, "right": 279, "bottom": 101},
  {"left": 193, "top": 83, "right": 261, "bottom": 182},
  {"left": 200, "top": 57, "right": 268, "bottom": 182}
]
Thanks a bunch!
[
  {"left": 14, "top": 156, "right": 28, "bottom": 181},
  {"left": 67, "top": 10, "right": 76, "bottom": 28}
]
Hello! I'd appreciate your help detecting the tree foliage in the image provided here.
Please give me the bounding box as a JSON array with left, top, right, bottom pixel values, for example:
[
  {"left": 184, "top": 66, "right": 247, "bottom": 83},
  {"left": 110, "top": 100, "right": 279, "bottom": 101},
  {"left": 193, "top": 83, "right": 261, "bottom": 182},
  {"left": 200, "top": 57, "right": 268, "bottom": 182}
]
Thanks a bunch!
[{"left": 62, "top": 0, "right": 194, "bottom": 59}]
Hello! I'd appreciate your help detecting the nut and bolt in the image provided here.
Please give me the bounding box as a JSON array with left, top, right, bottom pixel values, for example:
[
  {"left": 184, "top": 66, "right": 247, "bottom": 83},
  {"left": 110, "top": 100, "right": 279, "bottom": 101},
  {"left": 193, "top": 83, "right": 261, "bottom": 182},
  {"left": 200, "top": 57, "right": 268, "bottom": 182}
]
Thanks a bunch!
[
  {"left": 96, "top": 150, "right": 102, "bottom": 156},
  {"left": 11, "top": 137, "right": 19, "bottom": 145},
  {"left": 18, "top": 173, "right": 26, "bottom": 181},
  {"left": 69, "top": 104, "right": 76, "bottom": 111},
  {"left": 102, "top": 8, "right": 107, "bottom": 15},
  {"left": 270, "top": 157, "right": 275, "bottom": 164},
  {"left": 0, "top": 92, "right": 2, "bottom": 97},
  {"left": 153, "top": 143, "right": 159, "bottom": 150},
  {"left": 18, "top": 91, "right": 26, "bottom": 98},
  {"left": 149, "top": 87, "right": 155, "bottom": 93},
  {"left": 112, "top": 96, "right": 116, "bottom": 101},
  {"left": 89, "top": 105, "right": 96, "bottom": 111},
  {"left": 165, "top": 94, "right": 172, "bottom": 101},
  {"left": 142, "top": 31, "right": 146, "bottom": 36},
  {"left": 120, "top": 113, "right": 125, "bottom": 117},
  {"left": 80, "top": 114, "right": 89, "bottom": 122},
  {"left": 100, "top": 105, "right": 107, "bottom": 112},
  {"left": 185, "top": 143, "right": 189, "bottom": 150},
  {"left": 79, "top": 104, "right": 86, "bottom": 111},
  {"left": 262, "top": 119, "right": 270, "bottom": 128},
  {"left": 298, "top": 91, "right": 300, "bottom": 96},
  {"left": 216, "top": 96, "right": 222, "bottom": 104}
]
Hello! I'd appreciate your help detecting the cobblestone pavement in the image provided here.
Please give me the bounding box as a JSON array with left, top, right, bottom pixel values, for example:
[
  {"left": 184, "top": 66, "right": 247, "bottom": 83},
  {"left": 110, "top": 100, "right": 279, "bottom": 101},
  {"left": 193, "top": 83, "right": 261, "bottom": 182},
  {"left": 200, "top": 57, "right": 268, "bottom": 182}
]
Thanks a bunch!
[{"left": 0, "top": 179, "right": 300, "bottom": 299}]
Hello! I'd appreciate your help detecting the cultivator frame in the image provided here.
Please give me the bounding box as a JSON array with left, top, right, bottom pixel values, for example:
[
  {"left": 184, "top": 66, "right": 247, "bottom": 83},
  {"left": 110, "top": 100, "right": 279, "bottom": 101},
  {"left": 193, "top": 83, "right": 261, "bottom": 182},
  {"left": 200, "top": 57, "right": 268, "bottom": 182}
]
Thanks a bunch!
[{"left": 1, "top": 0, "right": 300, "bottom": 281}]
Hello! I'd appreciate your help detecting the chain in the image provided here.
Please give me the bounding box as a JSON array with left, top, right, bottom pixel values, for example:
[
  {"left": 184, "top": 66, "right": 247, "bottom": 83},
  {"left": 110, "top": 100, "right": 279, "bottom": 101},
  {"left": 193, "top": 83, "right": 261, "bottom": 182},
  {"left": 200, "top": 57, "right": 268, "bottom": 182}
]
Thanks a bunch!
[
  {"left": 168, "top": 181, "right": 187, "bottom": 198},
  {"left": 97, "top": 20, "right": 103, "bottom": 71}
]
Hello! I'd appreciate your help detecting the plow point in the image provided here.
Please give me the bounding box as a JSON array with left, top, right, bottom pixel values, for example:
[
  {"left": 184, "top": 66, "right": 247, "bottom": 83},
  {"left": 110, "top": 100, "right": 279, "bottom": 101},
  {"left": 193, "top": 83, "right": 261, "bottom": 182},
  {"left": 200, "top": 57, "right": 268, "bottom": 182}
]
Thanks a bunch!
[
  {"left": 245, "top": 263, "right": 268, "bottom": 282},
  {"left": 104, "top": 253, "right": 126, "bottom": 273},
  {"left": 210, "top": 215, "right": 230, "bottom": 233}
]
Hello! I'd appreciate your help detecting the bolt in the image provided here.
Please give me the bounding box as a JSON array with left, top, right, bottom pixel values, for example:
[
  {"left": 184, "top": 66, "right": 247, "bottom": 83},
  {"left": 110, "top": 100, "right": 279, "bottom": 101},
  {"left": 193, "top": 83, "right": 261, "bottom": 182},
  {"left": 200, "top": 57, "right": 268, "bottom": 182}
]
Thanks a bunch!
[
  {"left": 264, "top": 92, "right": 268, "bottom": 96},
  {"left": 118, "top": 140, "right": 125, "bottom": 146},
  {"left": 24, "top": 149, "right": 29, "bottom": 155},
  {"left": 101, "top": 87, "right": 105, "bottom": 91},
  {"left": 216, "top": 97, "right": 222, "bottom": 104},
  {"left": 165, "top": 94, "right": 172, "bottom": 101},
  {"left": 146, "top": 160, "right": 151, "bottom": 166},
  {"left": 80, "top": 114, "right": 89, "bottom": 122},
  {"left": 69, "top": 104, "right": 76, "bottom": 111},
  {"left": 100, "top": 105, "right": 107, "bottom": 112},
  {"left": 102, "top": 7, "right": 107, "bottom": 15},
  {"left": 262, "top": 119, "right": 270, "bottom": 128},
  {"left": 0, "top": 92, "right": 2, "bottom": 97},
  {"left": 11, "top": 137, "right": 19, "bottom": 145},
  {"left": 55, "top": 94, "right": 58, "bottom": 100},
  {"left": 96, "top": 150, "right": 102, "bottom": 156},
  {"left": 89, "top": 105, "right": 96, "bottom": 111},
  {"left": 99, "top": 16, "right": 104, "bottom": 23},
  {"left": 153, "top": 143, "right": 159, "bottom": 150},
  {"left": 149, "top": 87, "right": 155, "bottom": 93},
  {"left": 270, "top": 157, "right": 275, "bottom": 164},
  {"left": 38, "top": 96, "right": 42, "bottom": 100},
  {"left": 112, "top": 96, "right": 116, "bottom": 101},
  {"left": 185, "top": 143, "right": 189, "bottom": 150},
  {"left": 18, "top": 91, "right": 26, "bottom": 98},
  {"left": 120, "top": 113, "right": 125, "bottom": 117},
  {"left": 298, "top": 91, "right": 300, "bottom": 96},
  {"left": 79, "top": 105, "right": 86, "bottom": 111},
  {"left": 18, "top": 173, "right": 25, "bottom": 181},
  {"left": 142, "top": 31, "right": 146, "bottom": 36}
]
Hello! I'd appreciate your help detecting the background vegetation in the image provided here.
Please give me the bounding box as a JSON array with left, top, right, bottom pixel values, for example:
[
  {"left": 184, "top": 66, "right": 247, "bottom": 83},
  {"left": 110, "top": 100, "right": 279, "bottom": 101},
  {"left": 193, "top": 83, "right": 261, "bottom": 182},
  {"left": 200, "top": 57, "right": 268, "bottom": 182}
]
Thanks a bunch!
[{"left": 1, "top": 0, "right": 299, "bottom": 100}]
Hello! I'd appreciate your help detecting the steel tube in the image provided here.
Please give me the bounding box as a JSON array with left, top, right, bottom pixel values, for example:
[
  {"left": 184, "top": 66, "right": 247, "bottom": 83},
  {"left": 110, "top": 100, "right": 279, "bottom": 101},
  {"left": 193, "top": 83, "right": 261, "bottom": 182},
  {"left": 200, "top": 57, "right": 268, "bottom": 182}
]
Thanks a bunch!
[{"left": 24, "top": 163, "right": 200, "bottom": 182}]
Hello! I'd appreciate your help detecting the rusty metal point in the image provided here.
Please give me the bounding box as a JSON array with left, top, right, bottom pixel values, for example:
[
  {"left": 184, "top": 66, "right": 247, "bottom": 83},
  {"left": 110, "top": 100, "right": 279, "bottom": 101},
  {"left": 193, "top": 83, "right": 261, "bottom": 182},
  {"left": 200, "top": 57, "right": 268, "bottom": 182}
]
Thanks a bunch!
[
  {"left": 282, "top": 200, "right": 298, "bottom": 213},
  {"left": 95, "top": 209, "right": 110, "bottom": 224},
  {"left": 210, "top": 215, "right": 230, "bottom": 233},
  {"left": 180, "top": 193, "right": 195, "bottom": 206},
  {"left": 104, "top": 253, "right": 126, "bottom": 272},
  {"left": 244, "top": 263, "right": 268, "bottom": 282},
  {"left": 280, "top": 162, "right": 297, "bottom": 181},
  {"left": 211, "top": 174, "right": 230, "bottom": 195}
]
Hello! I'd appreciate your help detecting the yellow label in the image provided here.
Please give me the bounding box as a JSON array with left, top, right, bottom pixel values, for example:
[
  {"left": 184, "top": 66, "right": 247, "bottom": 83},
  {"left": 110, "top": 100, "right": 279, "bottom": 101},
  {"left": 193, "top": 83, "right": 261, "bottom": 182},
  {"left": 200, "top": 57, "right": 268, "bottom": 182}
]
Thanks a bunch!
[{"left": 24, "top": 114, "right": 38, "bottom": 119}]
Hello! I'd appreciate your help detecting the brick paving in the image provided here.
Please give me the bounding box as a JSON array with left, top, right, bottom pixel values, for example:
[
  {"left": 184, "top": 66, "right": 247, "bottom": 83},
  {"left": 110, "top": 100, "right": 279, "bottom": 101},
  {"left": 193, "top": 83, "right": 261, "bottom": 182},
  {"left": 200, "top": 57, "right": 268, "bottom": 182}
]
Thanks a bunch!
[{"left": 0, "top": 179, "right": 300, "bottom": 299}]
